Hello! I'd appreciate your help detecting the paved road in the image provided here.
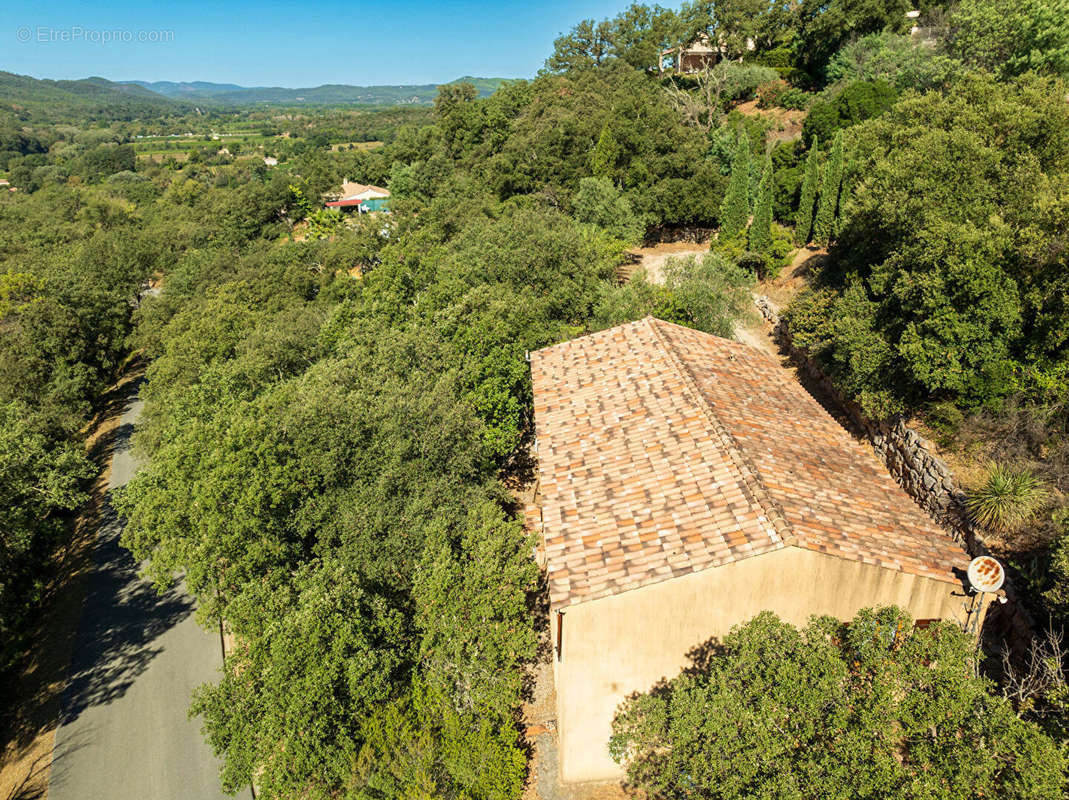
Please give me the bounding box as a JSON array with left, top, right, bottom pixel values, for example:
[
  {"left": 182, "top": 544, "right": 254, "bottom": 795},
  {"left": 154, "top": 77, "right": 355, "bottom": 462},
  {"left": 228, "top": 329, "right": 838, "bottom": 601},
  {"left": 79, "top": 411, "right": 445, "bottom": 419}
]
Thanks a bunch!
[{"left": 50, "top": 391, "right": 232, "bottom": 800}]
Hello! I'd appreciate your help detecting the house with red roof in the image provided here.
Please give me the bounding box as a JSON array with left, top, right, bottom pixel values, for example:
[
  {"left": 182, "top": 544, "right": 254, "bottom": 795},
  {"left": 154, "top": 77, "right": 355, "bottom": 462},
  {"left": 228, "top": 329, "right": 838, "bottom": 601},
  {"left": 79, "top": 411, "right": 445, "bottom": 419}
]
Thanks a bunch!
[
  {"left": 325, "top": 180, "right": 390, "bottom": 212},
  {"left": 527, "top": 317, "right": 976, "bottom": 782}
]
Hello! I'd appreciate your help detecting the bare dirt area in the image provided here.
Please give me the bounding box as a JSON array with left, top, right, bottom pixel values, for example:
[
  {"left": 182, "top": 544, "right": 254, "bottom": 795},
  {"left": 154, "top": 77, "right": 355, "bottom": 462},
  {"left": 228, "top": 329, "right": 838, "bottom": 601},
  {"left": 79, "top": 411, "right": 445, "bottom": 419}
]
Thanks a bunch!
[
  {"left": 763, "top": 244, "right": 827, "bottom": 307},
  {"left": 621, "top": 241, "right": 709, "bottom": 283},
  {"left": 734, "top": 99, "right": 806, "bottom": 145},
  {"left": 729, "top": 245, "right": 825, "bottom": 360},
  {"left": 0, "top": 364, "right": 144, "bottom": 800}
]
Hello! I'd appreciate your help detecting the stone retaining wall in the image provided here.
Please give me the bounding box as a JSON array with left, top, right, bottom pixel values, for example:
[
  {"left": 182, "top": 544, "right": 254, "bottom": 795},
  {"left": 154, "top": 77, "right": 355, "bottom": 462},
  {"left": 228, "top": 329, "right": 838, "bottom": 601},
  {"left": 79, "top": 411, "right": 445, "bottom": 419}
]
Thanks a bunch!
[
  {"left": 753, "top": 294, "right": 1037, "bottom": 653},
  {"left": 643, "top": 224, "right": 714, "bottom": 245}
]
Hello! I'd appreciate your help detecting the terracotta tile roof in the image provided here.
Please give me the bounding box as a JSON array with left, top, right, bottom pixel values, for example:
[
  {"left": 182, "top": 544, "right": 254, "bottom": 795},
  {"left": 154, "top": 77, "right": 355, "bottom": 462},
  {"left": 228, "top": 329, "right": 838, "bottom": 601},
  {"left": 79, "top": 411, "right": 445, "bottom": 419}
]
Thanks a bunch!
[{"left": 528, "top": 317, "right": 970, "bottom": 608}]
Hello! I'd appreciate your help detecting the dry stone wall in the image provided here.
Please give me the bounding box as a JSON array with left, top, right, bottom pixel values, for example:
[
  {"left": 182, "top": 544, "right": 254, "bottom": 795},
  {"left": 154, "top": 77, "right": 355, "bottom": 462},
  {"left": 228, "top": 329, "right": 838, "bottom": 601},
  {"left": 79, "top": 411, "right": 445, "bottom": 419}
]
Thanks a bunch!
[{"left": 753, "top": 294, "right": 1036, "bottom": 652}]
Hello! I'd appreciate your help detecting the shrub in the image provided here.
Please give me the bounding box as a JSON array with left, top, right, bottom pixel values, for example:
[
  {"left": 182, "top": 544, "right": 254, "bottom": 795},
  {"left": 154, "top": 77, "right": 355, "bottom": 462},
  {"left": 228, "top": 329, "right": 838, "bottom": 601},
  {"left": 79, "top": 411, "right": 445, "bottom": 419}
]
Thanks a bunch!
[
  {"left": 967, "top": 464, "right": 1049, "bottom": 532},
  {"left": 711, "top": 63, "right": 782, "bottom": 105},
  {"left": 572, "top": 176, "right": 646, "bottom": 244},
  {"left": 757, "top": 81, "right": 811, "bottom": 111},
  {"left": 946, "top": 0, "right": 1069, "bottom": 80},
  {"left": 593, "top": 253, "right": 754, "bottom": 337},
  {"left": 802, "top": 79, "right": 897, "bottom": 147},
  {"left": 777, "top": 87, "right": 811, "bottom": 110},
  {"left": 826, "top": 32, "right": 963, "bottom": 91},
  {"left": 755, "top": 80, "right": 788, "bottom": 109}
]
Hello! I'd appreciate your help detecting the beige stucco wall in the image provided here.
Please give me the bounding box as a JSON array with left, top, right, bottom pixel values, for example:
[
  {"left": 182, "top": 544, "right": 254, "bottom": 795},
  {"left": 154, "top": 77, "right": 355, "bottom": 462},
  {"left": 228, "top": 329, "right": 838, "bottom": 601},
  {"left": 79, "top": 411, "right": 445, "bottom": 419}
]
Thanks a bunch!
[{"left": 553, "top": 546, "right": 966, "bottom": 783}]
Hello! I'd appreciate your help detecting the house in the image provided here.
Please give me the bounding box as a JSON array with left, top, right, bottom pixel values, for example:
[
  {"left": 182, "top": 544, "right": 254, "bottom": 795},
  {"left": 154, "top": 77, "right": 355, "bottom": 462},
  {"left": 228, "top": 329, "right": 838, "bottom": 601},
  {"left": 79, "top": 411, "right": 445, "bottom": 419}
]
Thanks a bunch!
[
  {"left": 659, "top": 32, "right": 718, "bottom": 74},
  {"left": 263, "top": 156, "right": 278, "bottom": 166},
  {"left": 325, "top": 180, "right": 390, "bottom": 213},
  {"left": 527, "top": 317, "right": 976, "bottom": 783},
  {"left": 658, "top": 32, "right": 755, "bottom": 74}
]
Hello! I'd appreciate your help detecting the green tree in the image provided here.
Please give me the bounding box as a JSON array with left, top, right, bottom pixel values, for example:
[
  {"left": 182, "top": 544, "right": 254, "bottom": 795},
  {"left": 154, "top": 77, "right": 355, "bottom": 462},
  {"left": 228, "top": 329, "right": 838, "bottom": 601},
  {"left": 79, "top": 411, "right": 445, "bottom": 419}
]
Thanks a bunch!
[
  {"left": 0, "top": 400, "right": 93, "bottom": 671},
  {"left": 785, "top": 72, "right": 1069, "bottom": 414},
  {"left": 795, "top": 0, "right": 915, "bottom": 82},
  {"left": 719, "top": 130, "right": 751, "bottom": 240},
  {"left": 593, "top": 252, "right": 754, "bottom": 336},
  {"left": 572, "top": 176, "right": 645, "bottom": 243},
  {"left": 802, "top": 79, "right": 897, "bottom": 147},
  {"left": 545, "top": 18, "right": 614, "bottom": 72},
  {"left": 812, "top": 131, "right": 843, "bottom": 245},
  {"left": 748, "top": 155, "right": 773, "bottom": 255},
  {"left": 946, "top": 0, "right": 1069, "bottom": 80},
  {"left": 794, "top": 137, "right": 819, "bottom": 244},
  {"left": 611, "top": 607, "right": 1066, "bottom": 799},
  {"left": 590, "top": 124, "right": 621, "bottom": 180},
  {"left": 827, "top": 32, "right": 963, "bottom": 91},
  {"left": 351, "top": 680, "right": 527, "bottom": 800}
]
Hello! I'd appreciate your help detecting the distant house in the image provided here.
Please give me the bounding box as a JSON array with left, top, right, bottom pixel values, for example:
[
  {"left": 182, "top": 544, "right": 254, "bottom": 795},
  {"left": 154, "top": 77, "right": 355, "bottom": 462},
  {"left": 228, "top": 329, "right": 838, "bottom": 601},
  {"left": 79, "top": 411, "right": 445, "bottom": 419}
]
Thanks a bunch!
[
  {"left": 325, "top": 180, "right": 390, "bottom": 213},
  {"left": 263, "top": 156, "right": 278, "bottom": 166},
  {"left": 658, "top": 31, "right": 755, "bottom": 73},
  {"left": 527, "top": 318, "right": 977, "bottom": 783},
  {"left": 659, "top": 32, "right": 718, "bottom": 74}
]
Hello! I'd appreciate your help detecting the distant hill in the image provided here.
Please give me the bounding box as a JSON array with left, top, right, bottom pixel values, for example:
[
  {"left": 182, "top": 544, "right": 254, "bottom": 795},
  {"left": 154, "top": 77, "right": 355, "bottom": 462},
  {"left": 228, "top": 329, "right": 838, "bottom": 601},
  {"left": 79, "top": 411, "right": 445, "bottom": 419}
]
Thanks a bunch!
[
  {"left": 0, "top": 71, "right": 510, "bottom": 119},
  {"left": 123, "top": 80, "right": 247, "bottom": 98},
  {"left": 126, "top": 76, "right": 508, "bottom": 106},
  {"left": 0, "top": 71, "right": 187, "bottom": 118}
]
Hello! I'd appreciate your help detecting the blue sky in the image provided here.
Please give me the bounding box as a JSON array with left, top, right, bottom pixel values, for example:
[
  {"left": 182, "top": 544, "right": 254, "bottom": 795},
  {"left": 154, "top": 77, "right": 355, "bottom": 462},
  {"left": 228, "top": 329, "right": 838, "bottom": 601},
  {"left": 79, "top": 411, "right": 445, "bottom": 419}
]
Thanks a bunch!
[{"left": 3, "top": 0, "right": 631, "bottom": 86}]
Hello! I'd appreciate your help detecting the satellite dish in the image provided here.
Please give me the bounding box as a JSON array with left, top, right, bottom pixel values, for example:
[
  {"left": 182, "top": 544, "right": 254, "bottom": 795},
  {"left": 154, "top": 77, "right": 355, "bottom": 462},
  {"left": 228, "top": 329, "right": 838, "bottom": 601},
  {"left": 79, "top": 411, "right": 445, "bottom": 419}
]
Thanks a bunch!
[{"left": 967, "top": 556, "right": 1005, "bottom": 593}]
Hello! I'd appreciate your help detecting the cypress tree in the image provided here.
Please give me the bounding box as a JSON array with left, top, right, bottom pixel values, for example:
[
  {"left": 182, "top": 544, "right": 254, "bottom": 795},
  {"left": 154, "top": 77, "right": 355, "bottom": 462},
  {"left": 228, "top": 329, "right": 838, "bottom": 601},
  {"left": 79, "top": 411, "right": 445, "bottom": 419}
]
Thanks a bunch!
[
  {"left": 719, "top": 131, "right": 751, "bottom": 241},
  {"left": 813, "top": 131, "right": 844, "bottom": 246},
  {"left": 749, "top": 155, "right": 774, "bottom": 255},
  {"left": 591, "top": 125, "right": 620, "bottom": 180},
  {"left": 794, "top": 136, "right": 819, "bottom": 245},
  {"left": 832, "top": 146, "right": 854, "bottom": 240}
]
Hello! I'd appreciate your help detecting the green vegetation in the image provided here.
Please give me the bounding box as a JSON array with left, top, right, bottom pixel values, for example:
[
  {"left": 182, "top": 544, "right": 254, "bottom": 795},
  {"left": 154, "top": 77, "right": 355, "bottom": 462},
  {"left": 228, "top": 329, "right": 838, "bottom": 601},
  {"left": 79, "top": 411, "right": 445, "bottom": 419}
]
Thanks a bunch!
[
  {"left": 785, "top": 73, "right": 1069, "bottom": 416},
  {"left": 0, "top": 185, "right": 168, "bottom": 676},
  {"left": 5, "top": 0, "right": 1069, "bottom": 795},
  {"left": 747, "top": 155, "right": 773, "bottom": 255},
  {"left": 794, "top": 138, "right": 818, "bottom": 244},
  {"left": 802, "top": 79, "right": 897, "bottom": 147},
  {"left": 967, "top": 465, "right": 1050, "bottom": 533},
  {"left": 946, "top": 0, "right": 1069, "bottom": 80},
  {"left": 811, "top": 130, "right": 842, "bottom": 245},
  {"left": 612, "top": 608, "right": 1066, "bottom": 799},
  {"left": 826, "top": 32, "right": 963, "bottom": 91},
  {"left": 718, "top": 130, "right": 750, "bottom": 240},
  {"left": 0, "top": 71, "right": 190, "bottom": 120},
  {"left": 0, "top": 16, "right": 761, "bottom": 787}
]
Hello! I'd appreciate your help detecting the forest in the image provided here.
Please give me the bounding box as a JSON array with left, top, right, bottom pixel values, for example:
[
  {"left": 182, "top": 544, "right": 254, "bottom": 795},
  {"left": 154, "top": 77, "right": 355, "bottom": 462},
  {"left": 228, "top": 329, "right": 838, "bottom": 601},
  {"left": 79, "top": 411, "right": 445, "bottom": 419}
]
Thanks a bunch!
[{"left": 1, "top": 0, "right": 1068, "bottom": 797}]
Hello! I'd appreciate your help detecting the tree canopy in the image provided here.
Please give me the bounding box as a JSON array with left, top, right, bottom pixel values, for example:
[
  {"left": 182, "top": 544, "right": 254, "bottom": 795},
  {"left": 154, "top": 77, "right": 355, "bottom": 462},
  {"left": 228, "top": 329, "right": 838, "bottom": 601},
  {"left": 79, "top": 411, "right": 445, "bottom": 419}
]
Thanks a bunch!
[{"left": 612, "top": 608, "right": 1066, "bottom": 799}]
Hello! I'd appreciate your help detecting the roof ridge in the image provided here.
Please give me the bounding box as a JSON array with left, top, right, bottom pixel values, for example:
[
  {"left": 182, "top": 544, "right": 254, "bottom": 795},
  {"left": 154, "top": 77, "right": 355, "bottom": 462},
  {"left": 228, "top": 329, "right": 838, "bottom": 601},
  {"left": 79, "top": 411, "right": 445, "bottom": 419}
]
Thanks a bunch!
[{"left": 644, "top": 317, "right": 796, "bottom": 550}]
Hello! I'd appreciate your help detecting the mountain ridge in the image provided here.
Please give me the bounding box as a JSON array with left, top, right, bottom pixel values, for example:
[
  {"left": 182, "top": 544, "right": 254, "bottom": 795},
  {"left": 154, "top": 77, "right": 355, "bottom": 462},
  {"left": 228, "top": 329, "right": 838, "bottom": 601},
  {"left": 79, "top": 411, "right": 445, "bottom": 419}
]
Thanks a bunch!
[
  {"left": 123, "top": 76, "right": 508, "bottom": 105},
  {"left": 0, "top": 71, "right": 510, "bottom": 118}
]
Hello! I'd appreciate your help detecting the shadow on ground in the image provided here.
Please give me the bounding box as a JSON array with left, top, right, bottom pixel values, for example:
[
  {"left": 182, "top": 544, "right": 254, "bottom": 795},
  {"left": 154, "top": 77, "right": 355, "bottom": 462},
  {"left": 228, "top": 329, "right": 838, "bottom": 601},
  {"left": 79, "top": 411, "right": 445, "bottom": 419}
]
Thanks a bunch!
[
  {"left": 57, "top": 403, "right": 193, "bottom": 725},
  {"left": 3, "top": 730, "right": 91, "bottom": 800},
  {"left": 0, "top": 365, "right": 149, "bottom": 800}
]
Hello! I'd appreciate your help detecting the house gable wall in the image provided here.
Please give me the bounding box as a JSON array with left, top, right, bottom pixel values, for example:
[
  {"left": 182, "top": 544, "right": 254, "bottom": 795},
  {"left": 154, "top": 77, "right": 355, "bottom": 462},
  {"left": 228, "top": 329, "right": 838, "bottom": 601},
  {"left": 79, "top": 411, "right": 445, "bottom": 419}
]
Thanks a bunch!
[{"left": 553, "top": 546, "right": 965, "bottom": 783}]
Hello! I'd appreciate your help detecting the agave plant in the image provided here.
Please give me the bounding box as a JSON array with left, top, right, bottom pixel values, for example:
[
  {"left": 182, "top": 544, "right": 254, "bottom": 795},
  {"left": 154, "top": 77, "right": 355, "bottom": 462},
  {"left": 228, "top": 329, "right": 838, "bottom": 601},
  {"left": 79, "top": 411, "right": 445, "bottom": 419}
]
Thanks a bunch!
[{"left": 967, "top": 464, "right": 1048, "bottom": 532}]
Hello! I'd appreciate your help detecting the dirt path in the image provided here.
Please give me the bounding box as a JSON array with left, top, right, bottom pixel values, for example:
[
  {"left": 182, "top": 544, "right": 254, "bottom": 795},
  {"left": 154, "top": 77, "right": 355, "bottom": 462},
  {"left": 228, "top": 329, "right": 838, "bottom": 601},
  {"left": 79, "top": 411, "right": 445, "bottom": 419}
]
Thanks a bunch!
[
  {"left": 620, "top": 241, "right": 709, "bottom": 283},
  {"left": 0, "top": 365, "right": 144, "bottom": 800}
]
